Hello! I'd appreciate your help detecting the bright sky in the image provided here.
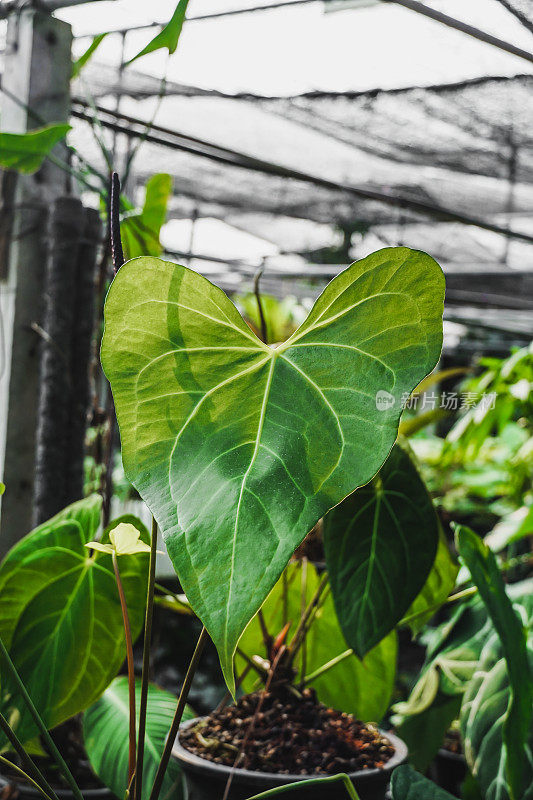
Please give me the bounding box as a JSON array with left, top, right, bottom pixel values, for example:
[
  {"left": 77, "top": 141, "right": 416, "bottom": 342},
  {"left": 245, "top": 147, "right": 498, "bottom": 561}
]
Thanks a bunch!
[{"left": 62, "top": 0, "right": 533, "bottom": 95}]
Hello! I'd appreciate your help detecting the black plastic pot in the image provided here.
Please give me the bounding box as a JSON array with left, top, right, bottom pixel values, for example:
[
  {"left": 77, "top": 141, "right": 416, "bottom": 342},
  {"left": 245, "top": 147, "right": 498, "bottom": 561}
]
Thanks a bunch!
[
  {"left": 172, "top": 718, "right": 408, "bottom": 800},
  {"left": 0, "top": 773, "right": 114, "bottom": 800},
  {"left": 429, "top": 748, "right": 467, "bottom": 797}
]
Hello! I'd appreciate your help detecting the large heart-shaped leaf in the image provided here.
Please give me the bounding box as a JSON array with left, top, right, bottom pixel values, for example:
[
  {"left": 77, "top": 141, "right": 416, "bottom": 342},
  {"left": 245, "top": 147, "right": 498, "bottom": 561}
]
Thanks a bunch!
[
  {"left": 102, "top": 247, "right": 444, "bottom": 689},
  {"left": 236, "top": 562, "right": 397, "bottom": 722},
  {"left": 0, "top": 502, "right": 149, "bottom": 745},
  {"left": 83, "top": 676, "right": 194, "bottom": 800},
  {"left": 324, "top": 444, "right": 440, "bottom": 657}
]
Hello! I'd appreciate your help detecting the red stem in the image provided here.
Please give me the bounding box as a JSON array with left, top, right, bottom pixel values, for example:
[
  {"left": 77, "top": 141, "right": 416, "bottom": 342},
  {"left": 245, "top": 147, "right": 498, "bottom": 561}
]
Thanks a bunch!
[{"left": 113, "top": 553, "right": 136, "bottom": 788}]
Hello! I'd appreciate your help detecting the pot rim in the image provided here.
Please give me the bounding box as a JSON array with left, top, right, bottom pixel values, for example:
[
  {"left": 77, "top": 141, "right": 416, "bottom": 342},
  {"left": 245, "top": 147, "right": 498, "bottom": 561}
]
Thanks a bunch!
[{"left": 172, "top": 716, "right": 408, "bottom": 786}]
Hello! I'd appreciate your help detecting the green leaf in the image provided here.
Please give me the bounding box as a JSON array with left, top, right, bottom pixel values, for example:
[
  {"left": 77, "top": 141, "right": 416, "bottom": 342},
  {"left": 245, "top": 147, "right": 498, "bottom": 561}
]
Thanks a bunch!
[
  {"left": 0, "top": 500, "right": 149, "bottom": 745},
  {"left": 0, "top": 124, "right": 71, "bottom": 174},
  {"left": 83, "top": 676, "right": 194, "bottom": 800},
  {"left": 324, "top": 445, "right": 440, "bottom": 656},
  {"left": 390, "top": 765, "right": 458, "bottom": 799},
  {"left": 392, "top": 693, "right": 461, "bottom": 772},
  {"left": 121, "top": 174, "right": 172, "bottom": 261},
  {"left": 401, "top": 531, "right": 459, "bottom": 635},
  {"left": 102, "top": 247, "right": 444, "bottom": 690},
  {"left": 72, "top": 33, "right": 108, "bottom": 78},
  {"left": 484, "top": 504, "right": 533, "bottom": 552},
  {"left": 461, "top": 630, "right": 533, "bottom": 800},
  {"left": 237, "top": 562, "right": 397, "bottom": 722},
  {"left": 127, "top": 0, "right": 190, "bottom": 65},
  {"left": 456, "top": 527, "right": 533, "bottom": 800}
]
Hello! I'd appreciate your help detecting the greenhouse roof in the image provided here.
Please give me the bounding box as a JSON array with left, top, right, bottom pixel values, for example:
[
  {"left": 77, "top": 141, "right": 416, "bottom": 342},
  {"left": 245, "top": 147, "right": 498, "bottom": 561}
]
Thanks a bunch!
[{"left": 5, "top": 0, "right": 533, "bottom": 348}]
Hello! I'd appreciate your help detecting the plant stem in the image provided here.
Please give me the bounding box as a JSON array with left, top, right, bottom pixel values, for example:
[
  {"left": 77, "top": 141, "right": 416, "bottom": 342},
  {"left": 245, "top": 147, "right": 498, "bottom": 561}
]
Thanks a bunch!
[
  {"left": 0, "top": 755, "right": 55, "bottom": 800},
  {"left": 149, "top": 627, "right": 208, "bottom": 800},
  {"left": 0, "top": 637, "right": 84, "bottom": 800},
  {"left": 0, "top": 713, "right": 59, "bottom": 800},
  {"left": 110, "top": 172, "right": 125, "bottom": 274},
  {"left": 253, "top": 267, "right": 268, "bottom": 344},
  {"left": 399, "top": 586, "right": 478, "bottom": 628},
  {"left": 113, "top": 552, "right": 136, "bottom": 788},
  {"left": 245, "top": 772, "right": 360, "bottom": 799},
  {"left": 257, "top": 609, "right": 273, "bottom": 656},
  {"left": 135, "top": 516, "right": 159, "bottom": 800},
  {"left": 287, "top": 572, "right": 329, "bottom": 662},
  {"left": 302, "top": 648, "right": 353, "bottom": 686}
]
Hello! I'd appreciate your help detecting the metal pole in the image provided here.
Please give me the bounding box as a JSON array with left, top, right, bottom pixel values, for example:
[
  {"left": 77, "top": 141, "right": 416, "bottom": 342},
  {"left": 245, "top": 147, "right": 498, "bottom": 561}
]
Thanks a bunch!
[{"left": 387, "top": 0, "right": 533, "bottom": 65}]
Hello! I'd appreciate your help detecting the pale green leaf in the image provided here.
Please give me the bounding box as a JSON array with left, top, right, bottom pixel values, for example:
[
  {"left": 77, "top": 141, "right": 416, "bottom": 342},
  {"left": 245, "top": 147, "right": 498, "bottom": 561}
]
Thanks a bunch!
[
  {"left": 72, "top": 33, "right": 108, "bottom": 79},
  {"left": 324, "top": 444, "right": 440, "bottom": 656},
  {"left": 121, "top": 174, "right": 172, "bottom": 261},
  {"left": 484, "top": 505, "right": 533, "bottom": 552},
  {"left": 392, "top": 692, "right": 462, "bottom": 772},
  {"left": 0, "top": 500, "right": 149, "bottom": 745},
  {"left": 0, "top": 125, "right": 71, "bottom": 174},
  {"left": 127, "top": 0, "right": 190, "bottom": 65},
  {"left": 102, "top": 247, "right": 444, "bottom": 690},
  {"left": 237, "top": 562, "right": 397, "bottom": 722},
  {"left": 83, "top": 676, "right": 194, "bottom": 800},
  {"left": 461, "top": 631, "right": 533, "bottom": 800},
  {"left": 456, "top": 527, "right": 533, "bottom": 800}
]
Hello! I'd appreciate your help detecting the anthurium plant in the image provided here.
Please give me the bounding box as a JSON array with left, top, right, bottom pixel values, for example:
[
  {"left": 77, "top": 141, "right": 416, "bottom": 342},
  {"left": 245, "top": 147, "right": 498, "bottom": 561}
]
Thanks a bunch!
[
  {"left": 101, "top": 246, "right": 445, "bottom": 691},
  {"left": 2, "top": 236, "right": 480, "bottom": 800}
]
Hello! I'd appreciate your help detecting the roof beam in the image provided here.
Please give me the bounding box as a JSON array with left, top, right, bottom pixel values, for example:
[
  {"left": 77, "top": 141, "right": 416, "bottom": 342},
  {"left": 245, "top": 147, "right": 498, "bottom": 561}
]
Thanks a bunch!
[
  {"left": 71, "top": 99, "right": 533, "bottom": 245},
  {"left": 388, "top": 0, "right": 533, "bottom": 65}
]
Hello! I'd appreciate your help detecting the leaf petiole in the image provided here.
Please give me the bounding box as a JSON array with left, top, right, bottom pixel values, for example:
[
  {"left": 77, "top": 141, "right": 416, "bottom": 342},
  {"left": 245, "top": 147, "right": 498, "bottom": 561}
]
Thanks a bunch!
[{"left": 245, "top": 773, "right": 360, "bottom": 800}]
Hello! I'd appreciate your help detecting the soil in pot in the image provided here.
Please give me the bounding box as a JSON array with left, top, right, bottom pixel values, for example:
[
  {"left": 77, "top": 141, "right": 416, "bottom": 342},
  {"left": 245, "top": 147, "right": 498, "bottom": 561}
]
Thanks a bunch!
[{"left": 180, "top": 686, "right": 395, "bottom": 776}]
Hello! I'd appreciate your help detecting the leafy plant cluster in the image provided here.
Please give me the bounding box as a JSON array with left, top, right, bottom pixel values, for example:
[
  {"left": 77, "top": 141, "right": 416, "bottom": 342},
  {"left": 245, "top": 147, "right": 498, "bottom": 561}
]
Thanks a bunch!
[{"left": 0, "top": 243, "right": 529, "bottom": 800}]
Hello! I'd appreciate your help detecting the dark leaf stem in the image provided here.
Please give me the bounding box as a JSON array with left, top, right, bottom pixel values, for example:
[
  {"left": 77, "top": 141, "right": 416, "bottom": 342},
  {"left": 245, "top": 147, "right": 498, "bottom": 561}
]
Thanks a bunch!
[
  {"left": 253, "top": 267, "right": 268, "bottom": 345},
  {"left": 0, "top": 713, "right": 59, "bottom": 800},
  {"left": 112, "top": 552, "right": 136, "bottom": 788},
  {"left": 110, "top": 172, "right": 125, "bottom": 274},
  {"left": 134, "top": 517, "right": 159, "bottom": 800},
  {"left": 0, "top": 638, "right": 84, "bottom": 800},
  {"left": 0, "top": 755, "right": 55, "bottom": 800},
  {"left": 149, "top": 627, "right": 208, "bottom": 800}
]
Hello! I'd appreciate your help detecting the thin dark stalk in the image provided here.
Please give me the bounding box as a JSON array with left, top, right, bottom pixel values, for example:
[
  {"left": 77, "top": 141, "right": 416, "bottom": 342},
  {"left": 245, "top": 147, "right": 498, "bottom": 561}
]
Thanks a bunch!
[
  {"left": 149, "top": 627, "right": 209, "bottom": 800},
  {"left": 112, "top": 553, "right": 136, "bottom": 788},
  {"left": 135, "top": 517, "right": 159, "bottom": 800},
  {"left": 253, "top": 267, "right": 268, "bottom": 344},
  {"left": 282, "top": 569, "right": 289, "bottom": 626},
  {"left": 299, "top": 559, "right": 308, "bottom": 684},
  {"left": 0, "top": 638, "right": 84, "bottom": 800},
  {"left": 0, "top": 713, "right": 59, "bottom": 800},
  {"left": 110, "top": 172, "right": 125, "bottom": 274},
  {"left": 0, "top": 755, "right": 55, "bottom": 800},
  {"left": 287, "top": 573, "right": 328, "bottom": 664},
  {"left": 222, "top": 646, "right": 287, "bottom": 800},
  {"left": 257, "top": 609, "right": 273, "bottom": 656},
  {"left": 235, "top": 647, "right": 269, "bottom": 680}
]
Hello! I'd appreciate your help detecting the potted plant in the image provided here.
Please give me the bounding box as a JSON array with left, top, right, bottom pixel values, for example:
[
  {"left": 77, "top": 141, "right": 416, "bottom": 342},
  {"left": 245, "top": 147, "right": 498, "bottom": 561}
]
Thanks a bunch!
[{"left": 100, "top": 242, "right": 446, "bottom": 798}]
